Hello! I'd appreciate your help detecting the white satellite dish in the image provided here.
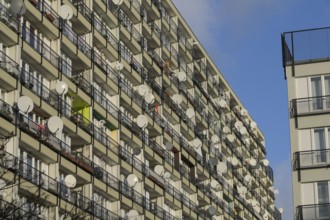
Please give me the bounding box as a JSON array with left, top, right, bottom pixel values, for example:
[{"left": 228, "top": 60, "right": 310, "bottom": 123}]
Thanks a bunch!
[
  {"left": 177, "top": 71, "right": 187, "bottom": 82},
  {"left": 165, "top": 141, "right": 173, "bottom": 151},
  {"left": 227, "top": 134, "right": 235, "bottom": 143},
  {"left": 240, "top": 108, "right": 248, "bottom": 117},
  {"left": 208, "top": 206, "right": 216, "bottom": 216},
  {"left": 250, "top": 121, "right": 257, "bottom": 130},
  {"left": 116, "top": 62, "right": 124, "bottom": 71},
  {"left": 55, "top": 81, "right": 68, "bottom": 95},
  {"left": 209, "top": 157, "right": 218, "bottom": 166},
  {"left": 113, "top": 0, "right": 123, "bottom": 5},
  {"left": 234, "top": 121, "right": 243, "bottom": 130},
  {"left": 238, "top": 186, "right": 247, "bottom": 195},
  {"left": 222, "top": 126, "right": 230, "bottom": 134},
  {"left": 217, "top": 162, "right": 227, "bottom": 173},
  {"left": 171, "top": 94, "right": 183, "bottom": 105},
  {"left": 17, "top": 96, "right": 34, "bottom": 114},
  {"left": 58, "top": 4, "right": 73, "bottom": 20},
  {"left": 163, "top": 171, "right": 171, "bottom": 180},
  {"left": 255, "top": 205, "right": 261, "bottom": 213},
  {"left": 251, "top": 199, "right": 258, "bottom": 207},
  {"left": 219, "top": 99, "right": 227, "bottom": 108},
  {"left": 231, "top": 157, "right": 239, "bottom": 167},
  {"left": 248, "top": 158, "right": 257, "bottom": 167},
  {"left": 136, "top": 115, "right": 148, "bottom": 129},
  {"left": 47, "top": 116, "right": 64, "bottom": 134},
  {"left": 154, "top": 165, "right": 165, "bottom": 176},
  {"left": 186, "top": 108, "right": 195, "bottom": 119},
  {"left": 64, "top": 174, "right": 76, "bottom": 188},
  {"left": 132, "top": 147, "right": 141, "bottom": 156},
  {"left": 263, "top": 213, "right": 269, "bottom": 220},
  {"left": 10, "top": 0, "right": 26, "bottom": 16},
  {"left": 244, "top": 174, "right": 252, "bottom": 183},
  {"left": 278, "top": 208, "right": 284, "bottom": 213},
  {"left": 211, "top": 135, "right": 220, "bottom": 144},
  {"left": 274, "top": 189, "right": 280, "bottom": 195},
  {"left": 126, "top": 174, "right": 138, "bottom": 187},
  {"left": 192, "top": 138, "right": 202, "bottom": 149},
  {"left": 240, "top": 127, "right": 248, "bottom": 135},
  {"left": 127, "top": 209, "right": 139, "bottom": 218},
  {"left": 210, "top": 180, "right": 221, "bottom": 191},
  {"left": 261, "top": 159, "right": 270, "bottom": 166},
  {"left": 138, "top": 85, "right": 149, "bottom": 96},
  {"left": 144, "top": 93, "right": 155, "bottom": 104}
]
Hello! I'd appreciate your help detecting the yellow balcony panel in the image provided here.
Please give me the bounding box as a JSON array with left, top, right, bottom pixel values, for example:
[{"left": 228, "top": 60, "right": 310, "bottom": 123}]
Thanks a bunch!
[
  {"left": 25, "top": 0, "right": 58, "bottom": 40},
  {"left": 0, "top": 21, "right": 18, "bottom": 46},
  {"left": 0, "top": 70, "right": 17, "bottom": 91}
]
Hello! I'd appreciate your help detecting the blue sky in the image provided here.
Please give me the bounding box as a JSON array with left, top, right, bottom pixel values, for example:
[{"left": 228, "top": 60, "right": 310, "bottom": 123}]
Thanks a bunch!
[{"left": 172, "top": 0, "right": 330, "bottom": 219}]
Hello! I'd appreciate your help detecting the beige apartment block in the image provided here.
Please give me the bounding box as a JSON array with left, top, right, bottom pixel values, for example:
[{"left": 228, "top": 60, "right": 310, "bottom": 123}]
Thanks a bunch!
[
  {"left": 0, "top": 0, "right": 279, "bottom": 219},
  {"left": 282, "top": 27, "right": 330, "bottom": 220}
]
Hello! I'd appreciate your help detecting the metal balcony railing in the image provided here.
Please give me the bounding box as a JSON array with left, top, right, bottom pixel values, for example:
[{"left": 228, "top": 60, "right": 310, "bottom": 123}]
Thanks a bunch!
[
  {"left": 93, "top": 51, "right": 119, "bottom": 83},
  {"left": 93, "top": 87, "right": 119, "bottom": 119},
  {"left": 27, "top": 0, "right": 60, "bottom": 28},
  {"left": 70, "top": 0, "right": 93, "bottom": 22},
  {"left": 0, "top": 3, "right": 19, "bottom": 31},
  {"left": 21, "top": 26, "right": 59, "bottom": 68},
  {"left": 294, "top": 149, "right": 330, "bottom": 170},
  {"left": 0, "top": 51, "right": 20, "bottom": 78},
  {"left": 61, "top": 22, "right": 92, "bottom": 58},
  {"left": 282, "top": 27, "right": 330, "bottom": 67},
  {"left": 296, "top": 203, "right": 330, "bottom": 220},
  {"left": 0, "top": 151, "right": 121, "bottom": 219},
  {"left": 93, "top": 15, "right": 119, "bottom": 51},
  {"left": 290, "top": 96, "right": 330, "bottom": 117}
]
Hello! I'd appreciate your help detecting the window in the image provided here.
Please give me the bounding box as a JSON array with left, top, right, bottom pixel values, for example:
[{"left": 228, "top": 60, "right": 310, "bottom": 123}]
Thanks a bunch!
[
  {"left": 317, "top": 182, "right": 330, "bottom": 218},
  {"left": 310, "top": 76, "right": 330, "bottom": 110},
  {"left": 313, "top": 128, "right": 330, "bottom": 163}
]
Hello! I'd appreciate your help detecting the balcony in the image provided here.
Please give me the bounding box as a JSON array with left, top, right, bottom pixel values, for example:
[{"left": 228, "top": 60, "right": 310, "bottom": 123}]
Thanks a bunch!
[
  {"left": 61, "top": 23, "right": 91, "bottom": 69},
  {"left": 0, "top": 3, "right": 19, "bottom": 46},
  {"left": 294, "top": 149, "right": 330, "bottom": 170},
  {"left": 282, "top": 27, "right": 330, "bottom": 69},
  {"left": 93, "top": 16, "right": 119, "bottom": 61},
  {"left": 290, "top": 96, "right": 330, "bottom": 117},
  {"left": 25, "top": 0, "right": 59, "bottom": 39},
  {"left": 296, "top": 203, "right": 330, "bottom": 220},
  {"left": 64, "top": 0, "right": 92, "bottom": 33}
]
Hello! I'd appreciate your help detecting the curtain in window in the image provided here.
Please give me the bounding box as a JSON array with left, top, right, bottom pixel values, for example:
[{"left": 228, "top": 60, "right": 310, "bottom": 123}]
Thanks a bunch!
[{"left": 311, "top": 77, "right": 322, "bottom": 110}]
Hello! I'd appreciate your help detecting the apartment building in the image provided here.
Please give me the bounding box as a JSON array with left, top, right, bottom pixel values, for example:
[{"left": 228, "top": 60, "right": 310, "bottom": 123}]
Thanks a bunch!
[
  {"left": 0, "top": 0, "right": 277, "bottom": 219},
  {"left": 282, "top": 27, "right": 330, "bottom": 220}
]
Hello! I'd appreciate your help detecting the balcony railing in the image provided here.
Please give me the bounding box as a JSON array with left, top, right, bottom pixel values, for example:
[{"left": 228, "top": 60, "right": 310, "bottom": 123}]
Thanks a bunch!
[
  {"left": 21, "top": 26, "right": 59, "bottom": 68},
  {"left": 0, "top": 51, "right": 20, "bottom": 78},
  {"left": 93, "top": 15, "right": 119, "bottom": 51},
  {"left": 0, "top": 3, "right": 19, "bottom": 32},
  {"left": 70, "top": 0, "right": 93, "bottom": 22},
  {"left": 294, "top": 149, "right": 330, "bottom": 170},
  {"left": 61, "top": 22, "right": 92, "bottom": 58},
  {"left": 282, "top": 27, "right": 330, "bottom": 67},
  {"left": 93, "top": 51, "right": 119, "bottom": 83},
  {"left": 296, "top": 203, "right": 330, "bottom": 220},
  {"left": 93, "top": 87, "right": 119, "bottom": 119},
  {"left": 28, "top": 0, "right": 60, "bottom": 28},
  {"left": 290, "top": 96, "right": 330, "bottom": 117},
  {"left": 0, "top": 151, "right": 121, "bottom": 219}
]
